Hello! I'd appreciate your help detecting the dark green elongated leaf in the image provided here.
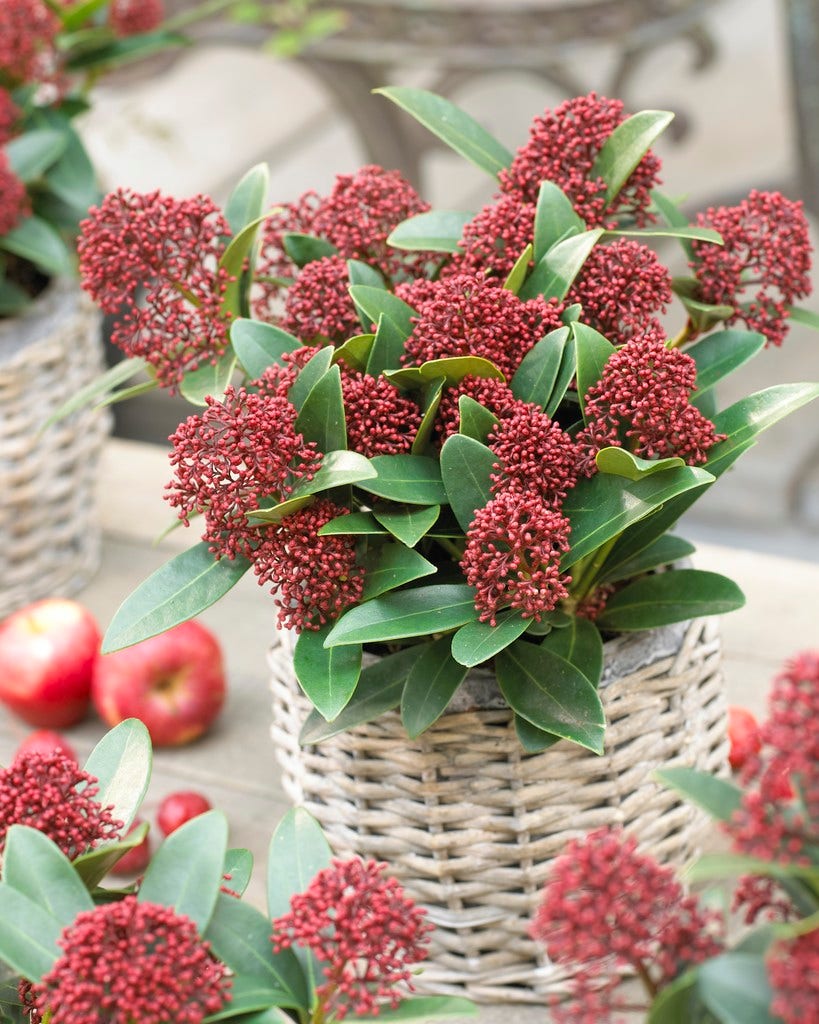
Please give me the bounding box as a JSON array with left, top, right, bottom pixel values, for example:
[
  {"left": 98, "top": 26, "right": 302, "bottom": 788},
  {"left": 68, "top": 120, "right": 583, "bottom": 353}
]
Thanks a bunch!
[
  {"left": 83, "top": 719, "right": 152, "bottom": 833},
  {"left": 650, "top": 189, "right": 696, "bottom": 260},
  {"left": 345, "top": 997, "right": 477, "bottom": 1023},
  {"left": 686, "top": 853, "right": 819, "bottom": 890},
  {"left": 41, "top": 356, "right": 147, "bottom": 429},
  {"left": 295, "top": 363, "right": 346, "bottom": 451},
  {"left": 205, "top": 894, "right": 308, "bottom": 1009},
  {"left": 533, "top": 181, "right": 584, "bottom": 262},
  {"left": 180, "top": 349, "right": 237, "bottom": 405},
  {"left": 45, "top": 127, "right": 98, "bottom": 212},
  {"left": 540, "top": 618, "right": 603, "bottom": 687},
  {"left": 375, "top": 86, "right": 513, "bottom": 177},
  {"left": 318, "top": 511, "right": 386, "bottom": 535},
  {"left": 231, "top": 318, "right": 301, "bottom": 380},
  {"left": 458, "top": 395, "right": 499, "bottom": 442},
  {"left": 300, "top": 646, "right": 423, "bottom": 743},
  {"left": 596, "top": 569, "right": 745, "bottom": 631},
  {"left": 401, "top": 636, "right": 469, "bottom": 737},
  {"left": 520, "top": 228, "right": 605, "bottom": 301},
  {"left": 219, "top": 212, "right": 270, "bottom": 316},
  {"left": 600, "top": 533, "right": 696, "bottom": 584},
  {"left": 573, "top": 322, "right": 615, "bottom": 418},
  {"left": 562, "top": 465, "right": 713, "bottom": 570},
  {"left": 515, "top": 715, "right": 561, "bottom": 753},
  {"left": 592, "top": 110, "right": 674, "bottom": 203},
  {"left": 388, "top": 356, "right": 504, "bottom": 390},
  {"left": 102, "top": 542, "right": 251, "bottom": 652},
  {"left": 0, "top": 884, "right": 61, "bottom": 980},
  {"left": 138, "top": 810, "right": 228, "bottom": 932},
  {"left": 333, "top": 331, "right": 375, "bottom": 372},
  {"left": 387, "top": 210, "right": 472, "bottom": 251},
  {"left": 204, "top": 974, "right": 290, "bottom": 1021},
  {"left": 3, "top": 826, "right": 93, "bottom": 925},
  {"left": 510, "top": 328, "right": 569, "bottom": 408},
  {"left": 688, "top": 328, "right": 766, "bottom": 398},
  {"left": 646, "top": 970, "right": 700, "bottom": 1024},
  {"left": 72, "top": 821, "right": 150, "bottom": 888},
  {"left": 697, "top": 953, "right": 777, "bottom": 1024},
  {"left": 711, "top": 384, "right": 819, "bottom": 461},
  {"left": 246, "top": 495, "right": 314, "bottom": 525},
  {"left": 96, "top": 378, "right": 159, "bottom": 408},
  {"left": 5, "top": 129, "right": 67, "bottom": 181},
  {"left": 595, "top": 447, "right": 684, "bottom": 481},
  {"left": 64, "top": 30, "right": 188, "bottom": 71},
  {"left": 290, "top": 450, "right": 376, "bottom": 500},
  {"left": 287, "top": 345, "right": 334, "bottom": 411},
  {"left": 440, "top": 433, "right": 495, "bottom": 531},
  {"left": 0, "top": 215, "right": 72, "bottom": 276},
  {"left": 225, "top": 164, "right": 269, "bottom": 236},
  {"left": 450, "top": 611, "right": 530, "bottom": 668},
  {"left": 349, "top": 285, "right": 414, "bottom": 341},
  {"left": 366, "top": 312, "right": 410, "bottom": 377},
  {"left": 325, "top": 584, "right": 478, "bottom": 647},
  {"left": 495, "top": 641, "right": 605, "bottom": 753},
  {"left": 788, "top": 304, "right": 819, "bottom": 330},
  {"left": 282, "top": 232, "right": 338, "bottom": 267},
  {"left": 358, "top": 454, "right": 448, "bottom": 505},
  {"left": 611, "top": 225, "right": 722, "bottom": 244},
  {"left": 544, "top": 332, "right": 578, "bottom": 417},
  {"left": 293, "top": 625, "right": 361, "bottom": 721},
  {"left": 223, "top": 848, "right": 254, "bottom": 897},
  {"left": 370, "top": 508, "right": 440, "bottom": 551},
  {"left": 503, "top": 244, "right": 533, "bottom": 294},
  {"left": 655, "top": 766, "right": 743, "bottom": 823},
  {"left": 411, "top": 376, "right": 443, "bottom": 454},
  {"left": 60, "top": 0, "right": 108, "bottom": 33}
]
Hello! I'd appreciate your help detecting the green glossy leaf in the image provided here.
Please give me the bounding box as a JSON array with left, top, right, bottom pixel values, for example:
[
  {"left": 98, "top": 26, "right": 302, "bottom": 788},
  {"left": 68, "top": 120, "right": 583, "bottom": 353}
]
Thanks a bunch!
[
  {"left": 370, "top": 508, "right": 440, "bottom": 550},
  {"left": 205, "top": 894, "right": 308, "bottom": 1009},
  {"left": 458, "top": 395, "right": 499, "bottom": 442},
  {"left": 375, "top": 86, "right": 512, "bottom": 177},
  {"left": 544, "top": 333, "right": 577, "bottom": 417},
  {"left": 689, "top": 329, "right": 766, "bottom": 398},
  {"left": 600, "top": 533, "right": 696, "bottom": 584},
  {"left": 5, "top": 129, "right": 67, "bottom": 181},
  {"left": 440, "top": 433, "right": 495, "bottom": 531},
  {"left": 219, "top": 212, "right": 270, "bottom": 316},
  {"left": 788, "top": 304, "right": 819, "bottom": 330},
  {"left": 411, "top": 376, "right": 444, "bottom": 454},
  {"left": 647, "top": 970, "right": 700, "bottom": 1024},
  {"left": 540, "top": 618, "right": 603, "bottom": 687},
  {"left": 510, "top": 327, "right": 569, "bottom": 409},
  {"left": 503, "top": 244, "right": 533, "bottom": 294},
  {"left": 514, "top": 715, "right": 561, "bottom": 753},
  {"left": 300, "top": 646, "right": 423, "bottom": 743},
  {"left": 366, "top": 312, "right": 411, "bottom": 377},
  {"left": 345, "top": 996, "right": 477, "bottom": 1023},
  {"left": 650, "top": 189, "right": 696, "bottom": 260},
  {"left": 41, "top": 356, "right": 147, "bottom": 430},
  {"left": 358, "top": 454, "right": 448, "bottom": 505},
  {"left": 60, "top": 0, "right": 108, "bottom": 33},
  {"left": 95, "top": 378, "right": 158, "bottom": 408},
  {"left": 686, "top": 852, "right": 819, "bottom": 890},
  {"left": 401, "top": 636, "right": 469, "bottom": 737},
  {"left": 333, "top": 331, "right": 375, "bottom": 372},
  {"left": 520, "top": 228, "right": 605, "bottom": 301},
  {"left": 0, "top": 215, "right": 72, "bottom": 276},
  {"left": 231, "top": 319, "right": 301, "bottom": 380},
  {"left": 138, "top": 811, "right": 229, "bottom": 932},
  {"left": 346, "top": 259, "right": 385, "bottom": 290},
  {"left": 495, "top": 641, "right": 605, "bottom": 753},
  {"left": 225, "top": 164, "right": 270, "bottom": 236},
  {"left": 289, "top": 450, "right": 376, "bottom": 500},
  {"left": 0, "top": 277, "right": 29, "bottom": 316},
  {"left": 287, "top": 345, "right": 333, "bottom": 411},
  {"left": 596, "top": 569, "right": 745, "bottom": 630},
  {"left": 595, "top": 447, "right": 685, "bottom": 481},
  {"left": 3, "top": 826, "right": 93, "bottom": 925},
  {"left": 612, "top": 225, "right": 723, "bottom": 244},
  {"left": 180, "top": 349, "right": 237, "bottom": 405},
  {"left": 0, "top": 884, "right": 61, "bottom": 981},
  {"left": 697, "top": 953, "right": 777, "bottom": 1024},
  {"left": 655, "top": 766, "right": 743, "bottom": 823},
  {"left": 45, "top": 127, "right": 98, "bottom": 212},
  {"left": 387, "top": 210, "right": 471, "bottom": 252},
  {"left": 293, "top": 625, "right": 362, "bottom": 720},
  {"left": 204, "top": 974, "right": 291, "bottom": 1021},
  {"left": 64, "top": 30, "right": 188, "bottom": 71},
  {"left": 246, "top": 495, "right": 314, "bottom": 525},
  {"left": 533, "top": 180, "right": 584, "bottom": 262},
  {"left": 72, "top": 821, "right": 150, "bottom": 888},
  {"left": 325, "top": 584, "right": 478, "bottom": 647},
  {"left": 592, "top": 110, "right": 674, "bottom": 204},
  {"left": 318, "top": 511, "right": 386, "bottom": 535},
  {"left": 83, "top": 719, "right": 152, "bottom": 833},
  {"left": 450, "top": 610, "right": 530, "bottom": 668},
  {"left": 295, "top": 363, "right": 346, "bottom": 451},
  {"left": 710, "top": 384, "right": 819, "bottom": 462},
  {"left": 223, "top": 848, "right": 253, "bottom": 897},
  {"left": 267, "top": 808, "right": 332, "bottom": 919},
  {"left": 678, "top": 291, "right": 736, "bottom": 334},
  {"left": 573, "top": 322, "right": 615, "bottom": 418},
  {"left": 388, "top": 356, "right": 504, "bottom": 390},
  {"left": 349, "top": 286, "right": 414, "bottom": 341},
  {"left": 102, "top": 542, "right": 251, "bottom": 652},
  {"left": 282, "top": 232, "right": 338, "bottom": 267}
]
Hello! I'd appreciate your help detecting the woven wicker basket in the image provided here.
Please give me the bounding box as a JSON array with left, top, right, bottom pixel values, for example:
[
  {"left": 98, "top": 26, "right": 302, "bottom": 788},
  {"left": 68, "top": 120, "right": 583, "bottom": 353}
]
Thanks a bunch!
[
  {"left": 0, "top": 282, "right": 110, "bottom": 618},
  {"left": 269, "top": 616, "right": 728, "bottom": 1004}
]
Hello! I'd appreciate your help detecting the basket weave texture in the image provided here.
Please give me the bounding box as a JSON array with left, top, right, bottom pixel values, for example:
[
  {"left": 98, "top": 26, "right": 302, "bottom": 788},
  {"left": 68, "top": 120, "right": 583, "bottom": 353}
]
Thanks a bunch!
[
  {"left": 269, "top": 616, "right": 728, "bottom": 1004},
  {"left": 0, "top": 283, "right": 110, "bottom": 618}
]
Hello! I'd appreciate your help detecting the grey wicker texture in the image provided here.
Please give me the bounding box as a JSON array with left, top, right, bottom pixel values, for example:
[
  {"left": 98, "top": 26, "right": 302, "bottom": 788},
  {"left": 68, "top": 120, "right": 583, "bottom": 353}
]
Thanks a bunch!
[
  {"left": 0, "top": 283, "right": 110, "bottom": 618},
  {"left": 269, "top": 616, "right": 728, "bottom": 1003}
]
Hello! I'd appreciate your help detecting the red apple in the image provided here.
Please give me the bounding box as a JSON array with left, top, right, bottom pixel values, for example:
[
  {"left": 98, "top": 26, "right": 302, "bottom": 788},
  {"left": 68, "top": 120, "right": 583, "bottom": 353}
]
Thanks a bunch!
[
  {"left": 727, "top": 705, "right": 762, "bottom": 771},
  {"left": 15, "top": 729, "right": 78, "bottom": 764},
  {"left": 157, "top": 790, "right": 212, "bottom": 836},
  {"left": 92, "top": 620, "right": 226, "bottom": 747},
  {"left": 0, "top": 599, "right": 101, "bottom": 728},
  {"left": 109, "top": 818, "right": 151, "bottom": 876}
]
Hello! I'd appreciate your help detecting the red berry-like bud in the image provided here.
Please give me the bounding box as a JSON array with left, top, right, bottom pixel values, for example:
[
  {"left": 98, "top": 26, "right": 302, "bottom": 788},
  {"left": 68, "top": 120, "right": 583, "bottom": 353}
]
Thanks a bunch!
[
  {"left": 157, "top": 791, "right": 212, "bottom": 836},
  {"left": 109, "top": 818, "right": 151, "bottom": 876},
  {"left": 727, "top": 705, "right": 762, "bottom": 771}
]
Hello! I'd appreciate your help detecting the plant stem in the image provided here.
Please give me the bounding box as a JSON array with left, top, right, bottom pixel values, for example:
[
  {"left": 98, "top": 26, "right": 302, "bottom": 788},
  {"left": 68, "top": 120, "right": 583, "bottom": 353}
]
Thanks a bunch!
[
  {"left": 668, "top": 319, "right": 693, "bottom": 349},
  {"left": 570, "top": 536, "right": 618, "bottom": 604},
  {"left": 435, "top": 537, "right": 464, "bottom": 560},
  {"left": 634, "top": 959, "right": 659, "bottom": 1000}
]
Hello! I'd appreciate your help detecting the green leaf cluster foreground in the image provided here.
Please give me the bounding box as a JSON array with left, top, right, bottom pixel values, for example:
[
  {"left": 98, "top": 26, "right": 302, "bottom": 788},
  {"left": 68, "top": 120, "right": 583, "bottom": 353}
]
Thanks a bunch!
[
  {"left": 71, "top": 87, "right": 819, "bottom": 755},
  {"left": 0, "top": 722, "right": 474, "bottom": 1024}
]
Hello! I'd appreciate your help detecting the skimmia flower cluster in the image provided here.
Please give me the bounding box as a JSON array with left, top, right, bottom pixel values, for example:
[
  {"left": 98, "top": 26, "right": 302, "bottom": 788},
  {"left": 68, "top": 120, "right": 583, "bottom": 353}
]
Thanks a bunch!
[{"left": 74, "top": 86, "right": 819, "bottom": 754}]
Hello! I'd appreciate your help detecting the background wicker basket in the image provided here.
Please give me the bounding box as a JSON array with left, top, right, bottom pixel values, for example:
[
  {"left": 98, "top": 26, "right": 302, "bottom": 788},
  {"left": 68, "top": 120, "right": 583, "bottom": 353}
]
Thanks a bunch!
[
  {"left": 270, "top": 616, "right": 728, "bottom": 1004},
  {"left": 0, "top": 282, "right": 111, "bottom": 618}
]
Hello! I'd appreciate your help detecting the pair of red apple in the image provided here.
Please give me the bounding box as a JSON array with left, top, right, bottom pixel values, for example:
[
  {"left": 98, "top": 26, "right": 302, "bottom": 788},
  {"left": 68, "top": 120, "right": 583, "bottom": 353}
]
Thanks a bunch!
[{"left": 0, "top": 599, "right": 225, "bottom": 746}]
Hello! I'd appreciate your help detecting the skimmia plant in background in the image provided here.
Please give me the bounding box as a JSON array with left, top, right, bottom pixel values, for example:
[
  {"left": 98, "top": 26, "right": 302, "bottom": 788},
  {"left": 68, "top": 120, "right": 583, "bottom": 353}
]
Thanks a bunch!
[
  {"left": 0, "top": 722, "right": 473, "bottom": 1024},
  {"left": 65, "top": 86, "right": 819, "bottom": 754}
]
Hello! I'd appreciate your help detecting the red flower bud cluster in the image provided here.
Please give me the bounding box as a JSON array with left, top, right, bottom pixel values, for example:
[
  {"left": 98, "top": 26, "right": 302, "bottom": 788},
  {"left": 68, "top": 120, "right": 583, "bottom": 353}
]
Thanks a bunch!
[
  {"left": 446, "top": 192, "right": 537, "bottom": 280},
  {"left": 340, "top": 368, "right": 422, "bottom": 457},
  {"left": 0, "top": 89, "right": 20, "bottom": 146},
  {"left": 0, "top": 151, "right": 28, "bottom": 235},
  {"left": 0, "top": 750, "right": 122, "bottom": 859},
  {"left": 109, "top": 0, "right": 165, "bottom": 36},
  {"left": 271, "top": 857, "right": 432, "bottom": 1020},
  {"left": 433, "top": 375, "right": 518, "bottom": 443},
  {"left": 0, "top": 0, "right": 58, "bottom": 85},
  {"left": 488, "top": 402, "right": 581, "bottom": 504},
  {"left": 767, "top": 930, "right": 819, "bottom": 1024},
  {"left": 280, "top": 254, "right": 362, "bottom": 344}
]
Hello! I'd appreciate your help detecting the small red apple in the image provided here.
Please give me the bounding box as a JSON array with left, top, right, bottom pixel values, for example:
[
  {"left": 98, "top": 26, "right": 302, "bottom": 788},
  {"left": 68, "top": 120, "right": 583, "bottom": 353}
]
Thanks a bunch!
[
  {"left": 157, "top": 790, "right": 212, "bottom": 836},
  {"left": 0, "top": 599, "right": 100, "bottom": 728},
  {"left": 109, "top": 818, "right": 151, "bottom": 876},
  {"left": 92, "top": 620, "right": 226, "bottom": 747},
  {"left": 15, "top": 729, "right": 78, "bottom": 764},
  {"left": 727, "top": 705, "right": 762, "bottom": 771}
]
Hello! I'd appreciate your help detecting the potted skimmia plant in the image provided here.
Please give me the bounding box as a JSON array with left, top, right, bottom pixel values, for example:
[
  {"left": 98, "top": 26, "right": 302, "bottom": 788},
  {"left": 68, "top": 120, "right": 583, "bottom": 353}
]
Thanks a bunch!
[{"left": 67, "top": 87, "right": 819, "bottom": 998}]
